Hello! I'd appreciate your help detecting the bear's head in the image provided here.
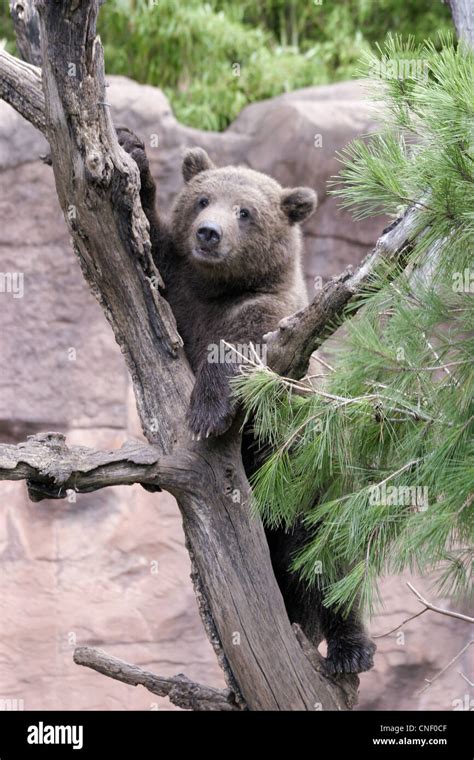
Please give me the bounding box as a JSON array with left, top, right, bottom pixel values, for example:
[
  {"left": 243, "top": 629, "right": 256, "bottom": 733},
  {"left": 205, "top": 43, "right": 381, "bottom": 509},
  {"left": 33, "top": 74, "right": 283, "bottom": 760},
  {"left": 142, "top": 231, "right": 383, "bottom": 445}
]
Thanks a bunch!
[{"left": 170, "top": 148, "right": 317, "bottom": 288}]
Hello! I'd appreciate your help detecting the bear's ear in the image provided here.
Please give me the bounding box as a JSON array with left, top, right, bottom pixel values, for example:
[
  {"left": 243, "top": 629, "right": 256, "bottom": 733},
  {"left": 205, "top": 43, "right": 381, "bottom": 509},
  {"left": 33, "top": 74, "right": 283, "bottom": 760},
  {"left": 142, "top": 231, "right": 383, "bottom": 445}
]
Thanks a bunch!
[
  {"left": 281, "top": 187, "right": 317, "bottom": 224},
  {"left": 182, "top": 147, "right": 215, "bottom": 182}
]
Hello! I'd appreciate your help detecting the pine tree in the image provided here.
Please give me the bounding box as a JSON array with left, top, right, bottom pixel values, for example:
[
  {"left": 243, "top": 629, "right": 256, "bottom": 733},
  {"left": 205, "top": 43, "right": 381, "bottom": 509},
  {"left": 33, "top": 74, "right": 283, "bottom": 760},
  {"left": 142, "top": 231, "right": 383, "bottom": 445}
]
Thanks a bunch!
[{"left": 233, "top": 35, "right": 474, "bottom": 617}]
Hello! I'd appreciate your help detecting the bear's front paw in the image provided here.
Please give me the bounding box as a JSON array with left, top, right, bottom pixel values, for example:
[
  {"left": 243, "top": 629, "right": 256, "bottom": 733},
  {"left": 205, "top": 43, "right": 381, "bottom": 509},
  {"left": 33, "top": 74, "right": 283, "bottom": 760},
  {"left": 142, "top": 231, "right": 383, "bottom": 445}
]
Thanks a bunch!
[
  {"left": 116, "top": 127, "right": 154, "bottom": 191},
  {"left": 187, "top": 392, "right": 234, "bottom": 440},
  {"left": 325, "top": 635, "right": 376, "bottom": 675},
  {"left": 117, "top": 127, "right": 147, "bottom": 167}
]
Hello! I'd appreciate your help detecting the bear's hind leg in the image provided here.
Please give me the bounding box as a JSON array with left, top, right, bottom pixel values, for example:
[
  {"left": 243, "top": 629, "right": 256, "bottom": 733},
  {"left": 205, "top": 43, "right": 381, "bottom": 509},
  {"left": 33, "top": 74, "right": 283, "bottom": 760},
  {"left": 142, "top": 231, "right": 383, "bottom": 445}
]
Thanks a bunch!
[{"left": 264, "top": 521, "right": 376, "bottom": 675}]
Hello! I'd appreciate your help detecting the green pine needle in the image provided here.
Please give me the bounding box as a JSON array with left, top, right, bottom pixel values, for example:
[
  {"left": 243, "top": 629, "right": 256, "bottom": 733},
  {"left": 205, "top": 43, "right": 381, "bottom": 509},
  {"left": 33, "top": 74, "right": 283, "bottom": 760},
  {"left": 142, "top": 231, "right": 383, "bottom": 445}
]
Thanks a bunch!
[{"left": 233, "top": 35, "right": 474, "bottom": 617}]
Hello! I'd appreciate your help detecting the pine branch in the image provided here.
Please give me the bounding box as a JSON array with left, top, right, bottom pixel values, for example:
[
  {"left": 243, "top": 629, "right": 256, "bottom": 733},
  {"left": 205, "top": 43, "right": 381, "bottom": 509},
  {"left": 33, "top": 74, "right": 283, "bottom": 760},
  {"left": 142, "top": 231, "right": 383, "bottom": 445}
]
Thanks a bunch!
[{"left": 239, "top": 36, "right": 474, "bottom": 617}]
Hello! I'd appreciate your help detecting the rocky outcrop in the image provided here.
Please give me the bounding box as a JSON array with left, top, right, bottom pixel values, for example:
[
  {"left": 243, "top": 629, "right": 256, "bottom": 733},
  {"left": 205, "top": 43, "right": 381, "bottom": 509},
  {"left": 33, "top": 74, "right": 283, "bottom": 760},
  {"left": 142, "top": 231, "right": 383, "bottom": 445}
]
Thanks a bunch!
[{"left": 0, "top": 77, "right": 471, "bottom": 711}]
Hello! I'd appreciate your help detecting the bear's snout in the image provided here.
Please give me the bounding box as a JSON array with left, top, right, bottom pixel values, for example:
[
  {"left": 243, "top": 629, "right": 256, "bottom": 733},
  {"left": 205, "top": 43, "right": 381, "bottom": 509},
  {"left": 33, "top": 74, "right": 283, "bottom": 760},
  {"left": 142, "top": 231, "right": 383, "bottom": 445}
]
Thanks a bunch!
[{"left": 196, "top": 222, "right": 222, "bottom": 248}]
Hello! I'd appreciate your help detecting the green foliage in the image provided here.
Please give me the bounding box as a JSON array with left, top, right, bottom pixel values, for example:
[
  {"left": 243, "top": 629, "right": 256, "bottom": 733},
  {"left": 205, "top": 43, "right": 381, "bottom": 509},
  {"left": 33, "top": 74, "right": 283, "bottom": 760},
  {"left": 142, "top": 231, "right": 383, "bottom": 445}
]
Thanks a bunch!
[
  {"left": 0, "top": 0, "right": 452, "bottom": 130},
  {"left": 0, "top": 0, "right": 15, "bottom": 54},
  {"left": 97, "top": 0, "right": 368, "bottom": 130},
  {"left": 233, "top": 36, "right": 474, "bottom": 616},
  {"left": 218, "top": 0, "right": 452, "bottom": 50},
  {"left": 96, "top": 0, "right": 451, "bottom": 129}
]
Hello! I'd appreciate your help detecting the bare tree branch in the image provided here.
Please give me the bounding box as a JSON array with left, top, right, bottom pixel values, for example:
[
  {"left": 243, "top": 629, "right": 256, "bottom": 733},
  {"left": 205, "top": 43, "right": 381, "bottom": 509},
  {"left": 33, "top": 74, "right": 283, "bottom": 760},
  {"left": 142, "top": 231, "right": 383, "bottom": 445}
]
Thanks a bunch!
[
  {"left": 0, "top": 49, "right": 45, "bottom": 133},
  {"left": 0, "top": 432, "right": 196, "bottom": 500},
  {"left": 33, "top": 0, "right": 192, "bottom": 453},
  {"left": 459, "top": 671, "right": 474, "bottom": 687},
  {"left": 73, "top": 647, "right": 240, "bottom": 711},
  {"left": 407, "top": 582, "right": 474, "bottom": 625},
  {"left": 373, "top": 608, "right": 429, "bottom": 639},
  {"left": 375, "top": 582, "right": 473, "bottom": 639},
  {"left": 265, "top": 210, "right": 423, "bottom": 378},
  {"left": 418, "top": 640, "right": 474, "bottom": 695}
]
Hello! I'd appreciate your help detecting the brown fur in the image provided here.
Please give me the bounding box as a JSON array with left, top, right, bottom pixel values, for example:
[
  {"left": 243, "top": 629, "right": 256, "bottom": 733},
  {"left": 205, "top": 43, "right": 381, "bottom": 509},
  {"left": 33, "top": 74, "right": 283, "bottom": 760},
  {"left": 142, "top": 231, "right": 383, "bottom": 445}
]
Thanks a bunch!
[
  {"left": 144, "top": 144, "right": 316, "bottom": 437},
  {"left": 167, "top": 165, "right": 311, "bottom": 366},
  {"left": 117, "top": 128, "right": 376, "bottom": 675}
]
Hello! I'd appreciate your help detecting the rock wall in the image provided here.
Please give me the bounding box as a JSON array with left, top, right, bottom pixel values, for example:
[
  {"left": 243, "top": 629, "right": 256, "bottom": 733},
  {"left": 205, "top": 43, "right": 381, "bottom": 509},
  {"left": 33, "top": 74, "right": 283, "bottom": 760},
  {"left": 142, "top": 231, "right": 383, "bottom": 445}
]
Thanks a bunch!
[{"left": 0, "top": 77, "right": 471, "bottom": 711}]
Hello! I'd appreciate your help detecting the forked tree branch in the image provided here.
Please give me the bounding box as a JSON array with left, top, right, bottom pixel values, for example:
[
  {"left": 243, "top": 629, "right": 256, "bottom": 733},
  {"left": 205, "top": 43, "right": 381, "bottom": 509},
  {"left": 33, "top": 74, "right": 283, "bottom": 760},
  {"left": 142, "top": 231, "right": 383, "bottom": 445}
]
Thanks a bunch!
[
  {"left": 407, "top": 582, "right": 474, "bottom": 625},
  {"left": 374, "top": 582, "right": 474, "bottom": 639},
  {"left": 73, "top": 647, "right": 240, "bottom": 711}
]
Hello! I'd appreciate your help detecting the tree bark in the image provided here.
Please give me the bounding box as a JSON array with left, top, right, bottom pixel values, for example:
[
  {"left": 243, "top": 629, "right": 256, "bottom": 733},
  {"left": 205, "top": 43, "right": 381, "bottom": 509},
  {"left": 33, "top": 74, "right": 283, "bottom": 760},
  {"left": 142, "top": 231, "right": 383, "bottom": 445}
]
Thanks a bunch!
[
  {"left": 73, "top": 647, "right": 239, "bottom": 711},
  {"left": 448, "top": 0, "right": 474, "bottom": 46},
  {"left": 0, "top": 432, "right": 194, "bottom": 500},
  {"left": 0, "top": 49, "right": 44, "bottom": 132},
  {"left": 9, "top": 0, "right": 42, "bottom": 66}
]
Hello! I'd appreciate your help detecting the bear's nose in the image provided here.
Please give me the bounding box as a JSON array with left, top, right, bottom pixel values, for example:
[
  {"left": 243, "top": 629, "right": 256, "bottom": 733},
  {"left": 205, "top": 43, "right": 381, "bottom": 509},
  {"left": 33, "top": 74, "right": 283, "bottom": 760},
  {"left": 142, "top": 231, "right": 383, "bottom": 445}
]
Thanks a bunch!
[{"left": 196, "top": 222, "right": 222, "bottom": 247}]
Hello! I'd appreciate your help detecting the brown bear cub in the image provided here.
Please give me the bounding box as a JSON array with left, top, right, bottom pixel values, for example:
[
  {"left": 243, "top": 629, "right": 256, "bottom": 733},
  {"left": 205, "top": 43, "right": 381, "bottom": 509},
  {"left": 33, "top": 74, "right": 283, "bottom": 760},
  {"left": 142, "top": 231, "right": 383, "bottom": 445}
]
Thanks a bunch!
[{"left": 118, "top": 127, "right": 375, "bottom": 675}]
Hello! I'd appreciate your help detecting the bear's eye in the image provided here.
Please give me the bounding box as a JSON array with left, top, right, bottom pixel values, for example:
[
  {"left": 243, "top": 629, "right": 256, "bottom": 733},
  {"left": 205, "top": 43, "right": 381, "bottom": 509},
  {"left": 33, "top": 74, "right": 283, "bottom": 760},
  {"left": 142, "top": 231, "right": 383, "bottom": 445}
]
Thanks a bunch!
[
  {"left": 239, "top": 208, "right": 250, "bottom": 220},
  {"left": 198, "top": 197, "right": 209, "bottom": 209}
]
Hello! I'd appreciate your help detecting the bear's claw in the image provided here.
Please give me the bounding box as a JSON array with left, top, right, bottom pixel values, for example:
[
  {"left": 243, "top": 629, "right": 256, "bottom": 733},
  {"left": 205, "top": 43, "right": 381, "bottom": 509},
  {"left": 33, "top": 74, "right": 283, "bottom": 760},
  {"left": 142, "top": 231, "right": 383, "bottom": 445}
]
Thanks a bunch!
[
  {"left": 116, "top": 126, "right": 155, "bottom": 198},
  {"left": 187, "top": 399, "right": 234, "bottom": 440},
  {"left": 325, "top": 635, "right": 376, "bottom": 675}
]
